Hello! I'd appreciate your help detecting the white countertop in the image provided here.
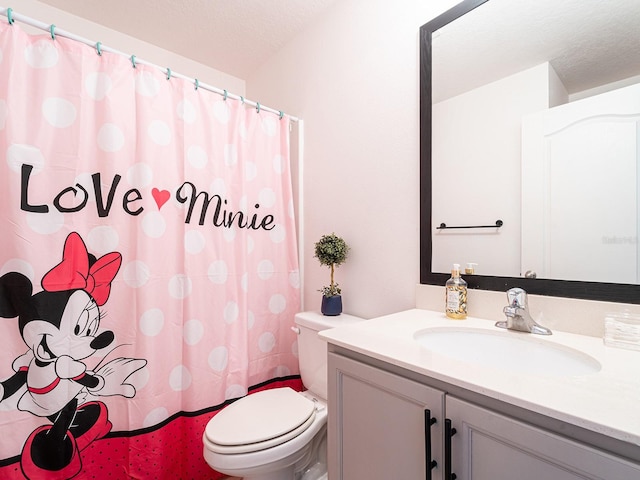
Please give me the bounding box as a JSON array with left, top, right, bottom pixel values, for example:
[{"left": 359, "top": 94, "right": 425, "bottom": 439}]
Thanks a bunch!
[{"left": 320, "top": 309, "right": 640, "bottom": 447}]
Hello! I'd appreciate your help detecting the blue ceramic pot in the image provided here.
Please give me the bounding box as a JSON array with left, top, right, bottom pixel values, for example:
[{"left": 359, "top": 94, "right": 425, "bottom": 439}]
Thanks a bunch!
[{"left": 321, "top": 295, "right": 342, "bottom": 316}]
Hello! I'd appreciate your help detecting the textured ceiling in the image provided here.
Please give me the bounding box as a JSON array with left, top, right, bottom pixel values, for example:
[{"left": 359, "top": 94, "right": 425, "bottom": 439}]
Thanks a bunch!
[
  {"left": 36, "top": 0, "right": 340, "bottom": 79},
  {"left": 25, "top": 0, "right": 640, "bottom": 99},
  {"left": 433, "top": 0, "right": 640, "bottom": 102}
]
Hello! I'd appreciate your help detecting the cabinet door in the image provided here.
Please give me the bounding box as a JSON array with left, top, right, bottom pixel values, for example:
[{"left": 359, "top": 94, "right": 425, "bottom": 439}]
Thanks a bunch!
[
  {"left": 328, "top": 352, "right": 445, "bottom": 480},
  {"left": 446, "top": 397, "right": 640, "bottom": 480}
]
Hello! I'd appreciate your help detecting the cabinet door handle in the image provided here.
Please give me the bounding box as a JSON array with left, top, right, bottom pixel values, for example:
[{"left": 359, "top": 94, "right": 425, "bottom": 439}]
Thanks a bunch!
[
  {"left": 424, "top": 409, "right": 438, "bottom": 480},
  {"left": 445, "top": 418, "right": 457, "bottom": 480}
]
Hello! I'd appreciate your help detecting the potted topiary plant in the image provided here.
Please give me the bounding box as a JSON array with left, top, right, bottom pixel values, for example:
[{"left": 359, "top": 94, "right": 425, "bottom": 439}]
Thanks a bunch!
[{"left": 314, "top": 233, "right": 350, "bottom": 316}]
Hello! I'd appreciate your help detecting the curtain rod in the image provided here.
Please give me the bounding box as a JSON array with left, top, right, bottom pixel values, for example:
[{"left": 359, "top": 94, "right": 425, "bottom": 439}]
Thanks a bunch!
[{"left": 0, "top": 6, "right": 299, "bottom": 122}]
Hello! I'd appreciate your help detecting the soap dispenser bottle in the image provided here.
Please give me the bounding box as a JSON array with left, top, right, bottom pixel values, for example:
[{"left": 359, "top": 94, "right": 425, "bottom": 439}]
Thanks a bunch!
[{"left": 445, "top": 263, "right": 467, "bottom": 319}]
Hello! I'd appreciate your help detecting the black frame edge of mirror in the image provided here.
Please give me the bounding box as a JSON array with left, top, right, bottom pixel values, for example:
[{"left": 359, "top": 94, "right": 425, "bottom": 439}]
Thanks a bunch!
[{"left": 419, "top": 0, "right": 640, "bottom": 305}]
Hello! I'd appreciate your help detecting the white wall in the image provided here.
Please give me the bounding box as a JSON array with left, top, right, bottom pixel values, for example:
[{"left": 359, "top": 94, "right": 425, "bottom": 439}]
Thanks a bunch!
[
  {"left": 16, "top": 1, "right": 245, "bottom": 94},
  {"left": 247, "top": 0, "right": 460, "bottom": 319},
  {"left": 431, "top": 63, "right": 557, "bottom": 278}
]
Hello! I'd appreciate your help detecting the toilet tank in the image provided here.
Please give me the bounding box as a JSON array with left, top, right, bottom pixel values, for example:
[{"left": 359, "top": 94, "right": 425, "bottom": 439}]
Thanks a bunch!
[{"left": 294, "top": 311, "right": 365, "bottom": 400}]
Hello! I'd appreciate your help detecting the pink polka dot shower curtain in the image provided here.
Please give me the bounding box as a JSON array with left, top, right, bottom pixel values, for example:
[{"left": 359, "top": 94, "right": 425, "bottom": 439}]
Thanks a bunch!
[{"left": 0, "top": 21, "right": 300, "bottom": 480}]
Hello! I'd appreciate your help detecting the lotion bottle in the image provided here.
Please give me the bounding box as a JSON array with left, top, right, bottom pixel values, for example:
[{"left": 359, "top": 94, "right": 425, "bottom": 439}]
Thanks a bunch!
[{"left": 445, "top": 263, "right": 467, "bottom": 319}]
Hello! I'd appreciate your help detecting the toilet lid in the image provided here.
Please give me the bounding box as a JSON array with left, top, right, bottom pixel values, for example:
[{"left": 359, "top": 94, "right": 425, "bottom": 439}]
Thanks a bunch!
[{"left": 205, "top": 387, "right": 316, "bottom": 452}]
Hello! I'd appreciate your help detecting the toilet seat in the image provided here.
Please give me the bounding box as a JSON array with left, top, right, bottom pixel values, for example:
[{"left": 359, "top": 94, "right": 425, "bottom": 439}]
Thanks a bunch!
[{"left": 204, "top": 387, "right": 317, "bottom": 454}]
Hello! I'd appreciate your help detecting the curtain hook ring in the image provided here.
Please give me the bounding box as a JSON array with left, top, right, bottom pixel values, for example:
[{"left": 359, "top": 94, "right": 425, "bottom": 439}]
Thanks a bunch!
[
  {"left": 279, "top": 111, "right": 284, "bottom": 120},
  {"left": 130, "top": 54, "right": 137, "bottom": 69},
  {"left": 166, "top": 68, "right": 171, "bottom": 80},
  {"left": 240, "top": 96, "right": 245, "bottom": 104},
  {"left": 194, "top": 78, "right": 199, "bottom": 90},
  {"left": 256, "top": 102, "right": 261, "bottom": 113},
  {"left": 6, "top": 7, "right": 14, "bottom": 25},
  {"left": 95, "top": 42, "right": 102, "bottom": 56},
  {"left": 49, "top": 24, "right": 56, "bottom": 40},
  {"left": 223, "top": 89, "right": 228, "bottom": 101}
]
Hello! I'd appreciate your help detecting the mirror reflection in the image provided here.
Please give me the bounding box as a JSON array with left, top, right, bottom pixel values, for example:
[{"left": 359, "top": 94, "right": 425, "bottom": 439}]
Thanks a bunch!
[{"left": 429, "top": 0, "right": 640, "bottom": 284}]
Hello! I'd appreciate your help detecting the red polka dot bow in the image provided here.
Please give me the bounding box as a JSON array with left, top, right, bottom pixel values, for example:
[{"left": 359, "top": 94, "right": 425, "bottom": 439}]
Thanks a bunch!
[{"left": 42, "top": 232, "right": 122, "bottom": 306}]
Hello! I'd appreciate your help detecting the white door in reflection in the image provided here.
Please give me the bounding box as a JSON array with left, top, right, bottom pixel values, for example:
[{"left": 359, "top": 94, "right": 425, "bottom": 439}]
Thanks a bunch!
[{"left": 522, "top": 83, "right": 640, "bottom": 283}]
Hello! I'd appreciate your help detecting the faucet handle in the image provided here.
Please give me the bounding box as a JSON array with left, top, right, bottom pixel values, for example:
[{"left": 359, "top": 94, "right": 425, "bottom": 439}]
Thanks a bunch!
[{"left": 506, "top": 287, "right": 528, "bottom": 308}]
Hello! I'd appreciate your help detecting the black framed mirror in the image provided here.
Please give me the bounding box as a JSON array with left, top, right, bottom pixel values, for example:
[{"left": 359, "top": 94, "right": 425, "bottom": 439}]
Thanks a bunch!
[{"left": 419, "top": 0, "right": 640, "bottom": 304}]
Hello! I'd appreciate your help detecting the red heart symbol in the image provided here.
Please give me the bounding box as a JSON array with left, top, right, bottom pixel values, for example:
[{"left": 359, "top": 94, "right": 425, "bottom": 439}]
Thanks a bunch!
[{"left": 152, "top": 188, "right": 170, "bottom": 210}]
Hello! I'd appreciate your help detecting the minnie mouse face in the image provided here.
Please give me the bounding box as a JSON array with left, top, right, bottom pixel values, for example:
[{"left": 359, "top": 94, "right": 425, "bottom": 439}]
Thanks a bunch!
[{"left": 22, "top": 290, "right": 114, "bottom": 365}]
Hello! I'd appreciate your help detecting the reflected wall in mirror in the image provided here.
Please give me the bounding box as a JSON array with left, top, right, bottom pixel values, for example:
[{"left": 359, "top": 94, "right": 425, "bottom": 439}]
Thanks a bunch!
[{"left": 420, "top": 0, "right": 640, "bottom": 303}]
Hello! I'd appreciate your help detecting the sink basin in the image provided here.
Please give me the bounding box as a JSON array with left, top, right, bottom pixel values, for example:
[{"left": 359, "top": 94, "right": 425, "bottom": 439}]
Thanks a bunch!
[{"left": 413, "top": 327, "right": 601, "bottom": 377}]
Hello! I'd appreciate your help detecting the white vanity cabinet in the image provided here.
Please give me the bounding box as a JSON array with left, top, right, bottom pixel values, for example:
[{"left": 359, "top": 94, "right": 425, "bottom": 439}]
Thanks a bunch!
[
  {"left": 447, "top": 397, "right": 640, "bottom": 480},
  {"left": 327, "top": 353, "right": 445, "bottom": 480},
  {"left": 328, "top": 350, "right": 640, "bottom": 480}
]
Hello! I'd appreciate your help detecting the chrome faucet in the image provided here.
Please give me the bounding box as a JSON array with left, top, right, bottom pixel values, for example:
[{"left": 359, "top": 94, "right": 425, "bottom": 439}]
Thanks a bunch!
[{"left": 495, "top": 288, "right": 552, "bottom": 335}]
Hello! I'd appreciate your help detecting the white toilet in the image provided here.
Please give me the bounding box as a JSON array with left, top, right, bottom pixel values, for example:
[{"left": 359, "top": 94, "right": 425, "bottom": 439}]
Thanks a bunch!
[{"left": 202, "top": 311, "right": 363, "bottom": 480}]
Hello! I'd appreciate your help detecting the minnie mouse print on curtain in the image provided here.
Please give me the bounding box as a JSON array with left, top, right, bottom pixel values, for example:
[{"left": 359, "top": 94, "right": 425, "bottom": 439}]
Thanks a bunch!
[{"left": 0, "top": 16, "right": 301, "bottom": 480}]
